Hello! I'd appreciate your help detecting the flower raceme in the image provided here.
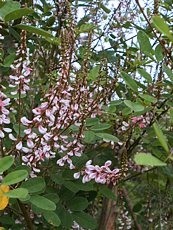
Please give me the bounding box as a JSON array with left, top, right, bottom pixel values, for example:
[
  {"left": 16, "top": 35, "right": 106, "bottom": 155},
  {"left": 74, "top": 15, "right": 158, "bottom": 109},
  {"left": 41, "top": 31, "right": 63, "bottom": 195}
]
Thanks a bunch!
[
  {"left": 18, "top": 61, "right": 110, "bottom": 175},
  {"left": 74, "top": 160, "right": 121, "bottom": 185}
]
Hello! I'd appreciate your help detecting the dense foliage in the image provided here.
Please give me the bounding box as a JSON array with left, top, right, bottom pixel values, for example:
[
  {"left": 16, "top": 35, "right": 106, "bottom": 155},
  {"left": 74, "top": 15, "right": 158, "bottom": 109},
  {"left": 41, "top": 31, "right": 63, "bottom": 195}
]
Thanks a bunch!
[{"left": 0, "top": 0, "right": 173, "bottom": 229}]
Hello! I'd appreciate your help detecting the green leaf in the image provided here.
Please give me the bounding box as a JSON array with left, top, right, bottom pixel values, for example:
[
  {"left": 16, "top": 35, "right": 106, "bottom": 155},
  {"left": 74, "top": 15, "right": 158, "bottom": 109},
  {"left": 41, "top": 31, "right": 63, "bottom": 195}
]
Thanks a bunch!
[
  {"left": 170, "top": 108, "right": 173, "bottom": 124},
  {"left": 4, "top": 8, "right": 34, "bottom": 22},
  {"left": 155, "top": 44, "right": 164, "bottom": 62},
  {"left": 0, "top": 1, "right": 20, "bottom": 20},
  {"left": 134, "top": 153, "right": 167, "bottom": 166},
  {"left": 63, "top": 181, "right": 80, "bottom": 193},
  {"left": 124, "top": 100, "right": 144, "bottom": 112},
  {"left": 90, "top": 123, "right": 111, "bottom": 131},
  {"left": 56, "top": 206, "right": 73, "bottom": 229},
  {"left": 5, "top": 188, "right": 28, "bottom": 199},
  {"left": 72, "top": 212, "right": 97, "bottom": 230},
  {"left": 153, "top": 122, "right": 169, "bottom": 153},
  {"left": 15, "top": 24, "right": 54, "bottom": 39},
  {"left": 43, "top": 211, "right": 61, "bottom": 227},
  {"left": 85, "top": 118, "right": 99, "bottom": 126},
  {"left": 0, "top": 156, "right": 14, "bottom": 173},
  {"left": 88, "top": 65, "right": 100, "bottom": 80},
  {"left": 3, "top": 53, "right": 16, "bottom": 67},
  {"left": 99, "top": 185, "right": 116, "bottom": 200},
  {"left": 30, "top": 195, "right": 56, "bottom": 211},
  {"left": 95, "top": 133, "right": 119, "bottom": 143},
  {"left": 152, "top": 16, "right": 173, "bottom": 41},
  {"left": 139, "top": 94, "right": 157, "bottom": 103},
  {"left": 79, "top": 23, "right": 95, "bottom": 33},
  {"left": 100, "top": 3, "right": 111, "bottom": 13},
  {"left": 84, "top": 131, "right": 97, "bottom": 143},
  {"left": 67, "top": 197, "right": 89, "bottom": 211},
  {"left": 44, "top": 193, "right": 60, "bottom": 204},
  {"left": 137, "top": 31, "right": 152, "bottom": 54},
  {"left": 121, "top": 71, "right": 138, "bottom": 92},
  {"left": 21, "top": 177, "right": 46, "bottom": 194},
  {"left": 2, "top": 170, "right": 28, "bottom": 185},
  {"left": 74, "top": 181, "right": 94, "bottom": 191},
  {"left": 163, "top": 64, "right": 173, "bottom": 81},
  {"left": 137, "top": 68, "right": 152, "bottom": 83}
]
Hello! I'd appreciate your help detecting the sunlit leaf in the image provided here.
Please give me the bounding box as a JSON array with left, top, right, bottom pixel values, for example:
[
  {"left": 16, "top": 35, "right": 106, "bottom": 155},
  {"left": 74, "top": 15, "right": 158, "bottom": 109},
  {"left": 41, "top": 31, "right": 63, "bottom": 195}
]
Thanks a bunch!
[
  {"left": 5, "top": 188, "right": 28, "bottom": 199},
  {"left": 137, "top": 68, "right": 152, "bottom": 83},
  {"left": 4, "top": 8, "right": 34, "bottom": 22},
  {"left": 94, "top": 133, "right": 119, "bottom": 142},
  {"left": 0, "top": 156, "right": 14, "bottom": 173},
  {"left": 121, "top": 71, "right": 138, "bottom": 92},
  {"left": 137, "top": 31, "right": 153, "bottom": 55},
  {"left": 2, "top": 170, "right": 28, "bottom": 185},
  {"left": 0, "top": 1, "right": 20, "bottom": 20},
  {"left": 152, "top": 15, "right": 173, "bottom": 41},
  {"left": 153, "top": 122, "right": 169, "bottom": 153},
  {"left": 134, "top": 153, "right": 166, "bottom": 166}
]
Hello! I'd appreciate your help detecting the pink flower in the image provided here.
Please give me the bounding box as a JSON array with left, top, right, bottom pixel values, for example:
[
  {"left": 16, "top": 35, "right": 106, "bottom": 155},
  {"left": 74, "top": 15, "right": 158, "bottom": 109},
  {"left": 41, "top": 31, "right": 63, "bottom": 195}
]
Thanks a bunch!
[
  {"left": 22, "top": 64, "right": 32, "bottom": 76},
  {"left": 75, "top": 160, "right": 121, "bottom": 185},
  {"left": 131, "top": 116, "right": 147, "bottom": 128}
]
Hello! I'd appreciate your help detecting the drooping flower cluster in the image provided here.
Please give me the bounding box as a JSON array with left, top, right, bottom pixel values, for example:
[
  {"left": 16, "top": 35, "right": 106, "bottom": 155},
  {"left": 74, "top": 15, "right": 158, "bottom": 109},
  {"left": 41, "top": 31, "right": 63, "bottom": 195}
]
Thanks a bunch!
[
  {"left": 18, "top": 61, "right": 110, "bottom": 173},
  {"left": 74, "top": 160, "right": 121, "bottom": 185},
  {"left": 0, "top": 92, "right": 12, "bottom": 139}
]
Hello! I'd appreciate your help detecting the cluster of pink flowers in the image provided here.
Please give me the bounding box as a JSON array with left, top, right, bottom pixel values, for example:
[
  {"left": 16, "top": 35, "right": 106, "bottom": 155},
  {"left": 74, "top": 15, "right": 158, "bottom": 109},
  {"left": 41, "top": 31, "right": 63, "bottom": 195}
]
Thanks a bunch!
[
  {"left": 131, "top": 115, "right": 150, "bottom": 128},
  {"left": 0, "top": 92, "right": 12, "bottom": 139},
  {"left": 74, "top": 160, "right": 121, "bottom": 185},
  {"left": 17, "top": 61, "right": 106, "bottom": 173}
]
